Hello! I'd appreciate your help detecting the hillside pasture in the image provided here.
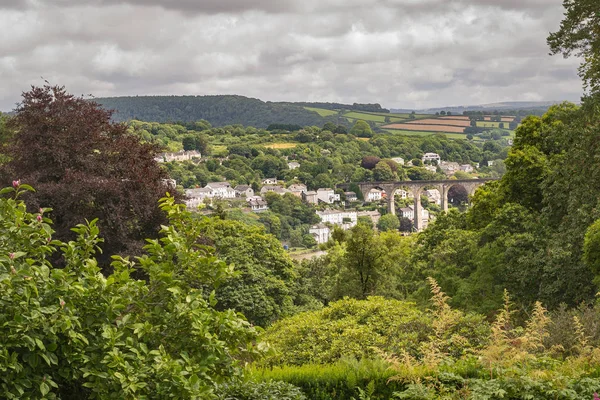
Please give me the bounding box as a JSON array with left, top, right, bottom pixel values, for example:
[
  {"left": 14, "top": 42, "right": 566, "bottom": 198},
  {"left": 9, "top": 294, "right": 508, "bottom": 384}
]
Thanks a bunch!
[
  {"left": 476, "top": 121, "right": 510, "bottom": 128},
  {"left": 343, "top": 111, "right": 430, "bottom": 123},
  {"left": 404, "top": 118, "right": 471, "bottom": 127},
  {"left": 304, "top": 107, "right": 338, "bottom": 117},
  {"left": 383, "top": 123, "right": 466, "bottom": 133},
  {"left": 377, "top": 112, "right": 431, "bottom": 119},
  {"left": 343, "top": 112, "right": 389, "bottom": 123}
]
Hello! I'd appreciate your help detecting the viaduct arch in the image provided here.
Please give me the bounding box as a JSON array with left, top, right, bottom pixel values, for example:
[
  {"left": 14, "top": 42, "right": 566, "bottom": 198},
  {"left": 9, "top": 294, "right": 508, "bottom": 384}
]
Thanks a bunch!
[{"left": 338, "top": 178, "right": 496, "bottom": 231}]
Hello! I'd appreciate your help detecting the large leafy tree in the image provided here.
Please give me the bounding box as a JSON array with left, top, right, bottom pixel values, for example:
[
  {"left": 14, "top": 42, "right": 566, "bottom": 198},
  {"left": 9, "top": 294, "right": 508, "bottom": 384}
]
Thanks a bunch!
[
  {"left": 350, "top": 120, "right": 373, "bottom": 138},
  {"left": 548, "top": 0, "right": 600, "bottom": 94},
  {"left": 0, "top": 86, "right": 174, "bottom": 267},
  {"left": 196, "top": 217, "right": 300, "bottom": 327}
]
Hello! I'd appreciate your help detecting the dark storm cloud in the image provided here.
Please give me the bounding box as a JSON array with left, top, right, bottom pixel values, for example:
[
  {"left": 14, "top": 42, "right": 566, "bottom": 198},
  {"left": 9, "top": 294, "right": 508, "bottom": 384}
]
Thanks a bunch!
[{"left": 0, "top": 0, "right": 583, "bottom": 111}]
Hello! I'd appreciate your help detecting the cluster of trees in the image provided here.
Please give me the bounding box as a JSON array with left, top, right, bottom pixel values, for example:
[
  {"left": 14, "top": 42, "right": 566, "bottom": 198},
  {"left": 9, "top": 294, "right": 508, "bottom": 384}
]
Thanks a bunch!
[
  {"left": 408, "top": 102, "right": 599, "bottom": 315},
  {"left": 292, "top": 102, "right": 389, "bottom": 113}
]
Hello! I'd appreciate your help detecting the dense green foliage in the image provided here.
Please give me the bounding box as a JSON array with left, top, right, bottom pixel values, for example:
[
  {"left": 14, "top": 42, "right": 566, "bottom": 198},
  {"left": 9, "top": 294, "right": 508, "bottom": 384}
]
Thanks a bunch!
[
  {"left": 548, "top": 0, "right": 600, "bottom": 94},
  {"left": 155, "top": 123, "right": 504, "bottom": 192},
  {"left": 194, "top": 217, "right": 302, "bottom": 327},
  {"left": 257, "top": 283, "right": 600, "bottom": 399},
  {"left": 251, "top": 359, "right": 401, "bottom": 400},
  {"left": 259, "top": 296, "right": 489, "bottom": 367},
  {"left": 215, "top": 380, "right": 306, "bottom": 400},
  {"left": 0, "top": 185, "right": 258, "bottom": 399}
]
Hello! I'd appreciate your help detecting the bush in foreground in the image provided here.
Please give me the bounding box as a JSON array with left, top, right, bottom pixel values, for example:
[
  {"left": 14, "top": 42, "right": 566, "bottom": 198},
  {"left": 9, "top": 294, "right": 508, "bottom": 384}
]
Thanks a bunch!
[{"left": 0, "top": 183, "right": 257, "bottom": 399}]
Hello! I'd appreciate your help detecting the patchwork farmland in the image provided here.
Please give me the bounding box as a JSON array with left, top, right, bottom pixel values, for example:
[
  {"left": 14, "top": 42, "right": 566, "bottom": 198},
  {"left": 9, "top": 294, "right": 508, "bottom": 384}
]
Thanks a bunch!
[
  {"left": 303, "top": 106, "right": 518, "bottom": 139},
  {"left": 381, "top": 115, "right": 516, "bottom": 135}
]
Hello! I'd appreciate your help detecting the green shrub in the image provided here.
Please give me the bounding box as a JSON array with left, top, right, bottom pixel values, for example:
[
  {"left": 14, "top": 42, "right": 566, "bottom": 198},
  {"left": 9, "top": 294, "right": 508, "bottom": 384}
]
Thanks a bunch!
[
  {"left": 259, "top": 296, "right": 490, "bottom": 366},
  {"left": 251, "top": 358, "right": 402, "bottom": 400},
  {"left": 0, "top": 184, "right": 258, "bottom": 399},
  {"left": 216, "top": 379, "right": 306, "bottom": 400}
]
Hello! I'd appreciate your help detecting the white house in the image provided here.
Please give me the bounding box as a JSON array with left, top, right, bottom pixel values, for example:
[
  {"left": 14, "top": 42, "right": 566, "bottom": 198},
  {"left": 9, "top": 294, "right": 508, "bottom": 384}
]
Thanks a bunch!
[
  {"left": 205, "top": 182, "right": 236, "bottom": 199},
  {"left": 391, "top": 157, "right": 405, "bottom": 165},
  {"left": 399, "top": 207, "right": 414, "bottom": 220},
  {"left": 234, "top": 185, "right": 254, "bottom": 198},
  {"left": 248, "top": 198, "right": 268, "bottom": 212},
  {"left": 459, "top": 164, "right": 474, "bottom": 173},
  {"left": 316, "top": 188, "right": 340, "bottom": 204},
  {"left": 260, "top": 185, "right": 289, "bottom": 195},
  {"left": 367, "top": 188, "right": 383, "bottom": 202},
  {"left": 400, "top": 205, "right": 429, "bottom": 223},
  {"left": 309, "top": 224, "right": 331, "bottom": 245},
  {"left": 394, "top": 189, "right": 409, "bottom": 199},
  {"left": 422, "top": 152, "right": 441, "bottom": 164},
  {"left": 155, "top": 150, "right": 201, "bottom": 163},
  {"left": 288, "top": 162, "right": 300, "bottom": 170},
  {"left": 262, "top": 178, "right": 278, "bottom": 185},
  {"left": 316, "top": 210, "right": 358, "bottom": 230}
]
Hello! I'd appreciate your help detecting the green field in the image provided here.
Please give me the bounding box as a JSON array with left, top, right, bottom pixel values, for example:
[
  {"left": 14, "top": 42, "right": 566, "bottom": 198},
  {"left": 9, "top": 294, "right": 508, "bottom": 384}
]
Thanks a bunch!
[
  {"left": 304, "top": 107, "right": 338, "bottom": 117},
  {"left": 476, "top": 121, "right": 510, "bottom": 129},
  {"left": 343, "top": 111, "right": 389, "bottom": 123}
]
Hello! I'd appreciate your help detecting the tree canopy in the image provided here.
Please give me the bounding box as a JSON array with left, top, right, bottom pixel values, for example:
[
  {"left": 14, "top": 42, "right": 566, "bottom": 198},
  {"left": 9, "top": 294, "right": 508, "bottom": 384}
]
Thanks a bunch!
[
  {"left": 0, "top": 86, "right": 175, "bottom": 267},
  {"left": 548, "top": 0, "right": 600, "bottom": 94}
]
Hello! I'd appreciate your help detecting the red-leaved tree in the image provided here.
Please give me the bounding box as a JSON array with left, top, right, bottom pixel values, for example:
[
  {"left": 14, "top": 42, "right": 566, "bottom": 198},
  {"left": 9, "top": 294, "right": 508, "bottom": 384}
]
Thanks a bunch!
[{"left": 1, "top": 85, "right": 176, "bottom": 267}]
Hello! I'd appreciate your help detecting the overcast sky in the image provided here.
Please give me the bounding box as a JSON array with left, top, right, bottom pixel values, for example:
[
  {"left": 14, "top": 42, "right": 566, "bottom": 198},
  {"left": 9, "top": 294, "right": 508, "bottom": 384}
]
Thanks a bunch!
[{"left": 0, "top": 0, "right": 582, "bottom": 111}]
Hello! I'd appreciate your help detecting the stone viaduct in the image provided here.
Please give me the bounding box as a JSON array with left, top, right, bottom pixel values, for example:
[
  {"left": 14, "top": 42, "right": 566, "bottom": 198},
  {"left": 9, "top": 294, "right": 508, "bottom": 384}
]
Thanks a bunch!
[{"left": 338, "top": 178, "right": 496, "bottom": 231}]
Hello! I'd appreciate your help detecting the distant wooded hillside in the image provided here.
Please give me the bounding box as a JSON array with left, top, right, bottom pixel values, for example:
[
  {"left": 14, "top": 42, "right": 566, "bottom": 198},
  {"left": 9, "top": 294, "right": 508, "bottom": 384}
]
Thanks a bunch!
[
  {"left": 95, "top": 95, "right": 347, "bottom": 128},
  {"left": 94, "top": 96, "right": 392, "bottom": 128}
]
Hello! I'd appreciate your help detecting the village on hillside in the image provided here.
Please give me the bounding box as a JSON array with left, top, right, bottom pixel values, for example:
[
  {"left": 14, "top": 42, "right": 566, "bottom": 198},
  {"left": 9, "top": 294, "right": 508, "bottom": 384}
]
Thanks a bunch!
[{"left": 161, "top": 150, "right": 487, "bottom": 247}]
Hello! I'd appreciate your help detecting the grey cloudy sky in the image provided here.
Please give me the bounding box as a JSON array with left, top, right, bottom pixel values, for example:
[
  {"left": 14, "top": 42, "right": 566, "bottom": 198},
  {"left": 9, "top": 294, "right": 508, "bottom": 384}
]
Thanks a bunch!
[{"left": 0, "top": 0, "right": 583, "bottom": 111}]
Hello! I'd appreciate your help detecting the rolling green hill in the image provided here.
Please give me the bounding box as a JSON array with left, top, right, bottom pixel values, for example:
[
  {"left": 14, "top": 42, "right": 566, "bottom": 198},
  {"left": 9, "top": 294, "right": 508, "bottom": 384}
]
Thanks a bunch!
[{"left": 95, "top": 95, "right": 331, "bottom": 128}]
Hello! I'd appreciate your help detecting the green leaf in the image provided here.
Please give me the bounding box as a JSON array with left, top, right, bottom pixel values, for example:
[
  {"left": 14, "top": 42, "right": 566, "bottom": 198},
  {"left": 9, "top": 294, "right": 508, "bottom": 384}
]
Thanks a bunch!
[
  {"left": 40, "top": 381, "right": 49, "bottom": 396},
  {"left": 35, "top": 338, "right": 45, "bottom": 351}
]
